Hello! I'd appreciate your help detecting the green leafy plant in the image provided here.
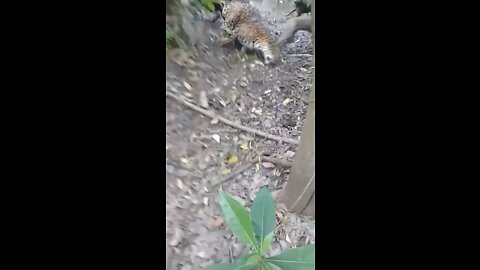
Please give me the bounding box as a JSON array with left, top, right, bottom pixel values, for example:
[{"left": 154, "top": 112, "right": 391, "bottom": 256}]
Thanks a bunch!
[
  {"left": 166, "top": 24, "right": 187, "bottom": 49},
  {"left": 206, "top": 187, "right": 315, "bottom": 270},
  {"left": 200, "top": 0, "right": 215, "bottom": 12},
  {"left": 182, "top": 0, "right": 222, "bottom": 14},
  {"left": 165, "top": 0, "right": 222, "bottom": 50}
]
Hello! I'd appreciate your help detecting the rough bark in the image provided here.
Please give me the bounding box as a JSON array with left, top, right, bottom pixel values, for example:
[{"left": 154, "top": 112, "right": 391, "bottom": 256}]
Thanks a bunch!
[{"left": 279, "top": 0, "right": 315, "bottom": 217}]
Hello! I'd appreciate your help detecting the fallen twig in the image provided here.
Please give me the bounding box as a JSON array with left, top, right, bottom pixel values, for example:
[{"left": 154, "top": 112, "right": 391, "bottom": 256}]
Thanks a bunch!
[
  {"left": 229, "top": 244, "right": 234, "bottom": 263},
  {"left": 212, "top": 153, "right": 293, "bottom": 187},
  {"left": 212, "top": 162, "right": 255, "bottom": 187},
  {"left": 166, "top": 92, "right": 299, "bottom": 145},
  {"left": 288, "top": 54, "right": 313, "bottom": 57},
  {"left": 261, "top": 156, "right": 293, "bottom": 167}
]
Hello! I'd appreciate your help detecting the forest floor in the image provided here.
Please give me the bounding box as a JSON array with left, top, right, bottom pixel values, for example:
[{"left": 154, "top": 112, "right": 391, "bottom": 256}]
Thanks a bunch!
[{"left": 166, "top": 1, "right": 314, "bottom": 269}]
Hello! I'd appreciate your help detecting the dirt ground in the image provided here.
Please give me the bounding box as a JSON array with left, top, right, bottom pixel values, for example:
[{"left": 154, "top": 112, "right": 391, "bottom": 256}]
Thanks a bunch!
[{"left": 166, "top": 1, "right": 315, "bottom": 269}]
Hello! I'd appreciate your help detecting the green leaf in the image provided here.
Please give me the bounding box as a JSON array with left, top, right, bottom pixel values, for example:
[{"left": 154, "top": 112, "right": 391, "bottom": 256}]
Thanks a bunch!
[
  {"left": 238, "top": 253, "right": 258, "bottom": 263},
  {"left": 207, "top": 1, "right": 215, "bottom": 11},
  {"left": 202, "top": 0, "right": 215, "bottom": 11},
  {"left": 259, "top": 232, "right": 274, "bottom": 255},
  {"left": 261, "top": 261, "right": 282, "bottom": 270},
  {"left": 250, "top": 187, "right": 276, "bottom": 249},
  {"left": 265, "top": 245, "right": 315, "bottom": 270},
  {"left": 205, "top": 263, "right": 255, "bottom": 270},
  {"left": 219, "top": 191, "right": 259, "bottom": 252},
  {"left": 245, "top": 254, "right": 262, "bottom": 266}
]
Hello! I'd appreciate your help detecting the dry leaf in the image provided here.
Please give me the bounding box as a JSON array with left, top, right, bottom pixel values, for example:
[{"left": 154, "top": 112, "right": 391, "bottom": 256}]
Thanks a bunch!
[
  {"left": 199, "top": 91, "right": 209, "bottom": 109},
  {"left": 282, "top": 98, "right": 292, "bottom": 105},
  {"left": 240, "top": 143, "right": 249, "bottom": 150},
  {"left": 183, "top": 81, "right": 192, "bottom": 91},
  {"left": 262, "top": 162, "right": 275, "bottom": 168},
  {"left": 264, "top": 89, "right": 272, "bottom": 94},
  {"left": 221, "top": 168, "right": 231, "bottom": 175},
  {"left": 212, "top": 217, "right": 224, "bottom": 228},
  {"left": 176, "top": 179, "right": 184, "bottom": 190},
  {"left": 227, "top": 155, "right": 238, "bottom": 165},
  {"left": 169, "top": 227, "right": 184, "bottom": 246},
  {"left": 212, "top": 134, "right": 220, "bottom": 143},
  {"left": 231, "top": 93, "right": 238, "bottom": 103},
  {"left": 284, "top": 150, "right": 295, "bottom": 158}
]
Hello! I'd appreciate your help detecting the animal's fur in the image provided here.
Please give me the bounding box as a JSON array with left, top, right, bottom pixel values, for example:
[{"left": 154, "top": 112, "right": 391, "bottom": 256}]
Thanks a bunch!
[{"left": 219, "top": 1, "right": 280, "bottom": 64}]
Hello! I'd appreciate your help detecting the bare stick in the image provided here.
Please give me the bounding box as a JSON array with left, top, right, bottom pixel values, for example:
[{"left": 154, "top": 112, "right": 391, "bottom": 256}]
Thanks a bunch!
[
  {"left": 212, "top": 153, "right": 293, "bottom": 187},
  {"left": 229, "top": 244, "right": 234, "bottom": 263},
  {"left": 212, "top": 162, "right": 255, "bottom": 187},
  {"left": 288, "top": 54, "right": 313, "bottom": 57},
  {"left": 261, "top": 156, "right": 293, "bottom": 167},
  {"left": 167, "top": 92, "right": 299, "bottom": 145}
]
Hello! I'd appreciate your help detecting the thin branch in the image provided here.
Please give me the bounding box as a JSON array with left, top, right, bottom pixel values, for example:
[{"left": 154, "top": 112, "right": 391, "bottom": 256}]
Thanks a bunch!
[
  {"left": 166, "top": 92, "right": 299, "bottom": 145},
  {"left": 261, "top": 156, "right": 293, "bottom": 167},
  {"left": 211, "top": 153, "right": 293, "bottom": 187},
  {"left": 211, "top": 162, "right": 255, "bottom": 187},
  {"left": 288, "top": 54, "right": 313, "bottom": 57}
]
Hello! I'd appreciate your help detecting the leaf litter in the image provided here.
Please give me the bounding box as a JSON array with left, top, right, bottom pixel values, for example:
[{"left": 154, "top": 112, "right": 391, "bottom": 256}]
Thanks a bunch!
[{"left": 166, "top": 0, "right": 315, "bottom": 268}]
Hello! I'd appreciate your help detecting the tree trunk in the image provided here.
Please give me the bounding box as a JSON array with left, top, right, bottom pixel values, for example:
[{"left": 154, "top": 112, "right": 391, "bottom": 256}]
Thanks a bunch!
[
  {"left": 279, "top": 0, "right": 315, "bottom": 217},
  {"left": 276, "top": 15, "right": 311, "bottom": 46}
]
